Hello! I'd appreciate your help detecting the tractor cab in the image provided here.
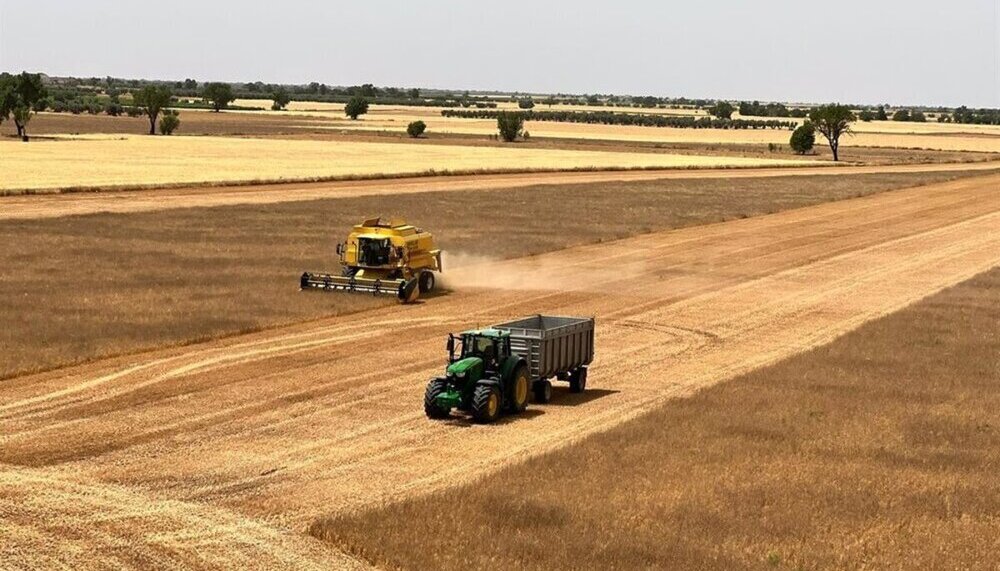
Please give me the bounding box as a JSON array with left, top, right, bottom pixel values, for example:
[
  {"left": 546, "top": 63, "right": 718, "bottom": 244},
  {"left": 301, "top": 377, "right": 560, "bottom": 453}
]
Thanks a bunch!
[{"left": 448, "top": 329, "right": 511, "bottom": 369}]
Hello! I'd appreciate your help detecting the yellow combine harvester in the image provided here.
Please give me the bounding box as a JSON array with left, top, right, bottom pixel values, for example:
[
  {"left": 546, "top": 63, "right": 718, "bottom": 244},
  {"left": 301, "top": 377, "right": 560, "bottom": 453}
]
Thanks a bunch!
[{"left": 300, "top": 217, "right": 443, "bottom": 303}]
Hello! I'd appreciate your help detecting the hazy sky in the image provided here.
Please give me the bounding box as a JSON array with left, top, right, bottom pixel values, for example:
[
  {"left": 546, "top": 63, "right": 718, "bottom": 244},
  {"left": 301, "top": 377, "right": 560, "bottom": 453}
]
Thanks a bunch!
[{"left": 1, "top": 0, "right": 997, "bottom": 107}]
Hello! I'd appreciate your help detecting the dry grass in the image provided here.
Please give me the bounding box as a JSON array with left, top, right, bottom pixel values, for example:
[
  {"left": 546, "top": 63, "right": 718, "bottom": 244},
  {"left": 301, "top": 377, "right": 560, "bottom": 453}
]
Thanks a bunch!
[
  {"left": 0, "top": 134, "right": 814, "bottom": 192},
  {"left": 0, "top": 169, "right": 988, "bottom": 380},
  {"left": 313, "top": 267, "right": 1000, "bottom": 571}
]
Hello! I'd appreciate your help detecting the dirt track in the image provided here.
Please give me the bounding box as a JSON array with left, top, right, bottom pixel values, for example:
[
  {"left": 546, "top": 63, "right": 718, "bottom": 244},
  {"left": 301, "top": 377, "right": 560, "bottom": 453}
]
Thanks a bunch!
[
  {"left": 2, "top": 174, "right": 999, "bottom": 570},
  {"left": 3, "top": 161, "right": 999, "bottom": 220}
]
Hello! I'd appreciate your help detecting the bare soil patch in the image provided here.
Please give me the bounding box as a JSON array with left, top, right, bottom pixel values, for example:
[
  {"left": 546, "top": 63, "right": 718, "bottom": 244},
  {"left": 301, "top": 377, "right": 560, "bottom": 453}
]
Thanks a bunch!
[
  {"left": 316, "top": 267, "right": 1000, "bottom": 571},
  {"left": 0, "top": 170, "right": 987, "bottom": 379}
]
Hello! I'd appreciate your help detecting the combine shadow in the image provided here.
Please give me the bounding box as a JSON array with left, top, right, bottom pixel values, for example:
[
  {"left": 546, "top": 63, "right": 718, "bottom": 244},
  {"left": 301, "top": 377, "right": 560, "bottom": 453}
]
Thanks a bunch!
[{"left": 542, "top": 387, "right": 619, "bottom": 407}]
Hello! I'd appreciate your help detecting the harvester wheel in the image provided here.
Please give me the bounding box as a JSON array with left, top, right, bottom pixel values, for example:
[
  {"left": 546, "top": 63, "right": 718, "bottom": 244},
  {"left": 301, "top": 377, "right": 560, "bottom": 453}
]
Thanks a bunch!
[
  {"left": 569, "top": 367, "right": 588, "bottom": 393},
  {"left": 506, "top": 365, "right": 530, "bottom": 413},
  {"left": 533, "top": 380, "right": 552, "bottom": 403},
  {"left": 419, "top": 270, "right": 436, "bottom": 293},
  {"left": 424, "top": 378, "right": 451, "bottom": 419},
  {"left": 471, "top": 384, "right": 502, "bottom": 424}
]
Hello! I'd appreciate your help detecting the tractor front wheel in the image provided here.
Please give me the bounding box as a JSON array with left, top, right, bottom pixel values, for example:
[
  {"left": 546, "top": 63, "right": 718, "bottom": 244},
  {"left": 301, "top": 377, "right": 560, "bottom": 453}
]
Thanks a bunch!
[
  {"left": 471, "top": 384, "right": 502, "bottom": 423},
  {"left": 533, "top": 380, "right": 552, "bottom": 403},
  {"left": 569, "top": 367, "right": 588, "bottom": 393},
  {"left": 424, "top": 378, "right": 451, "bottom": 419},
  {"left": 507, "top": 365, "right": 530, "bottom": 413},
  {"left": 419, "top": 270, "right": 436, "bottom": 293}
]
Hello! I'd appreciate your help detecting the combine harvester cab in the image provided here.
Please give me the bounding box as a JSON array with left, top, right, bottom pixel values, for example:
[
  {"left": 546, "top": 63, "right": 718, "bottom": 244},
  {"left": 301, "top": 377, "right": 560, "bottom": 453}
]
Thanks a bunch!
[
  {"left": 300, "top": 216, "right": 442, "bottom": 303},
  {"left": 425, "top": 315, "right": 595, "bottom": 423}
]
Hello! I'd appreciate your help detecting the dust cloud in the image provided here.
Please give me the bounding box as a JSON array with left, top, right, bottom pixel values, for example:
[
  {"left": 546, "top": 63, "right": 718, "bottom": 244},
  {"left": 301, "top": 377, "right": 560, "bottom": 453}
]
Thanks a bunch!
[{"left": 439, "top": 250, "right": 647, "bottom": 294}]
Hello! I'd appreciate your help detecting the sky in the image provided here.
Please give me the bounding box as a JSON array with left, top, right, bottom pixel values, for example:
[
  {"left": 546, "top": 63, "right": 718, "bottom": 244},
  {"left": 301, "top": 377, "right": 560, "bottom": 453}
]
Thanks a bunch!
[{"left": 1, "top": 0, "right": 998, "bottom": 108}]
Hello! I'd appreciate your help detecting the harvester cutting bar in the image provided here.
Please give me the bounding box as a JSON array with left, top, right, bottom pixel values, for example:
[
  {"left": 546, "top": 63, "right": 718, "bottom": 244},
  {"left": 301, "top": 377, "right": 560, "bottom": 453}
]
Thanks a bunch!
[{"left": 299, "top": 272, "right": 419, "bottom": 302}]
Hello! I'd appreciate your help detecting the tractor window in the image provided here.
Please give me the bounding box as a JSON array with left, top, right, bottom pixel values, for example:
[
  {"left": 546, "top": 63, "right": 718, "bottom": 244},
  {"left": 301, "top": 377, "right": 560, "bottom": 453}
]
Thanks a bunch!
[{"left": 461, "top": 335, "right": 494, "bottom": 359}]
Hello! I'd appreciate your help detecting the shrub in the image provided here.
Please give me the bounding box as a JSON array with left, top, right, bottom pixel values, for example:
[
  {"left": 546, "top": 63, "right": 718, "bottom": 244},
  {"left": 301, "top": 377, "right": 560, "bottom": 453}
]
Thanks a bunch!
[
  {"left": 105, "top": 102, "right": 124, "bottom": 117},
  {"left": 159, "top": 110, "right": 180, "bottom": 135},
  {"left": 406, "top": 120, "right": 427, "bottom": 138},
  {"left": 518, "top": 98, "right": 535, "bottom": 110},
  {"left": 496, "top": 112, "right": 524, "bottom": 142},
  {"left": 789, "top": 122, "right": 816, "bottom": 154}
]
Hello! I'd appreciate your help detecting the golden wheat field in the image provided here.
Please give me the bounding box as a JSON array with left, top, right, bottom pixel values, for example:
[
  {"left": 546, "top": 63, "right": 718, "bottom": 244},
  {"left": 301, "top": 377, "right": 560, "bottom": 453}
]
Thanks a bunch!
[{"left": 0, "top": 135, "right": 817, "bottom": 192}]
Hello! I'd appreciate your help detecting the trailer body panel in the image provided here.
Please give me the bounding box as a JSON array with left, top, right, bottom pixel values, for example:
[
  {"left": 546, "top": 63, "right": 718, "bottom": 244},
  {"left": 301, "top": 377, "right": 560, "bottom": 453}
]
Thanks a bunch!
[{"left": 493, "top": 315, "right": 594, "bottom": 380}]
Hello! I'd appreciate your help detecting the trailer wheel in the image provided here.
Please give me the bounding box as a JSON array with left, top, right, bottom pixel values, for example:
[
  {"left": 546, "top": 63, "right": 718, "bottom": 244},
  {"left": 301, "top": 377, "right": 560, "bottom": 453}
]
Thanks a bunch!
[
  {"left": 533, "top": 380, "right": 552, "bottom": 403},
  {"left": 471, "top": 384, "right": 502, "bottom": 423},
  {"left": 507, "top": 365, "right": 530, "bottom": 413},
  {"left": 419, "top": 271, "right": 436, "bottom": 293},
  {"left": 424, "top": 378, "right": 451, "bottom": 419},
  {"left": 569, "top": 367, "right": 588, "bottom": 393}
]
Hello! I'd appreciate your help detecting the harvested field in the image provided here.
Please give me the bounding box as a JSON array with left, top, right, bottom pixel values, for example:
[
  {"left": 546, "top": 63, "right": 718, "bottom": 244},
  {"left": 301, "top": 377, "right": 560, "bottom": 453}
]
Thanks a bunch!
[
  {"left": 1, "top": 169, "right": 988, "bottom": 378},
  {"left": 2, "top": 173, "right": 998, "bottom": 570},
  {"left": 0, "top": 134, "right": 814, "bottom": 193},
  {"left": 5, "top": 162, "right": 1000, "bottom": 220},
  {"left": 318, "top": 267, "right": 1000, "bottom": 571}
]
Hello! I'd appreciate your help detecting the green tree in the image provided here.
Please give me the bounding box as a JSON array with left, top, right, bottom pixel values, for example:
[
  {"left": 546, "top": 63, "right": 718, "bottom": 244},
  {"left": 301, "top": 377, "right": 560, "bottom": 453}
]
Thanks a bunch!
[
  {"left": 708, "top": 101, "right": 734, "bottom": 119},
  {"left": 133, "top": 85, "right": 173, "bottom": 135},
  {"left": 808, "top": 104, "right": 855, "bottom": 161},
  {"left": 408, "top": 88, "right": 420, "bottom": 99},
  {"left": 202, "top": 82, "right": 235, "bottom": 112},
  {"left": 271, "top": 88, "right": 291, "bottom": 111},
  {"left": 2, "top": 72, "right": 48, "bottom": 141},
  {"left": 859, "top": 109, "right": 875, "bottom": 122},
  {"left": 875, "top": 105, "right": 888, "bottom": 121},
  {"left": 518, "top": 98, "right": 535, "bottom": 110},
  {"left": 344, "top": 96, "right": 369, "bottom": 119},
  {"left": 497, "top": 112, "right": 524, "bottom": 142},
  {"left": 789, "top": 122, "right": 816, "bottom": 154},
  {"left": 407, "top": 120, "right": 427, "bottom": 138},
  {"left": 159, "top": 110, "right": 181, "bottom": 135},
  {"left": 892, "top": 109, "right": 911, "bottom": 122}
]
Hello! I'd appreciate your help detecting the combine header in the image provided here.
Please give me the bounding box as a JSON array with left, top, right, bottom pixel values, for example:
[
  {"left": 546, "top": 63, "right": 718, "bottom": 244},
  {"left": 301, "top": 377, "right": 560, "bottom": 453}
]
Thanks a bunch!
[{"left": 301, "top": 217, "right": 442, "bottom": 303}]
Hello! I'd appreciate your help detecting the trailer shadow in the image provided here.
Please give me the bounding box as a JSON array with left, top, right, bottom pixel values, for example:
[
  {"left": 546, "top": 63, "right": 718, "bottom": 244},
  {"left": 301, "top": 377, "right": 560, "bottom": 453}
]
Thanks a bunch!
[{"left": 543, "top": 387, "right": 619, "bottom": 406}]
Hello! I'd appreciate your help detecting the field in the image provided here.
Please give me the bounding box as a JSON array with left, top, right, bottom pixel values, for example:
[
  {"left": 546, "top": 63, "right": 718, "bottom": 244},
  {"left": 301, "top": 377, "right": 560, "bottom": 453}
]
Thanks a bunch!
[
  {"left": 0, "top": 134, "right": 817, "bottom": 193},
  {"left": 0, "top": 169, "right": 988, "bottom": 379},
  {"left": 318, "top": 266, "right": 1000, "bottom": 570},
  {"left": 2, "top": 171, "right": 998, "bottom": 570}
]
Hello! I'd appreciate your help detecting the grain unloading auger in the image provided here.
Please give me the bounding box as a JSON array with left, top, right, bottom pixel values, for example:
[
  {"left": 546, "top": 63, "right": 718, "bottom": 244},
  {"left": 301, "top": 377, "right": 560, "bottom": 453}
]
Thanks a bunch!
[{"left": 300, "top": 217, "right": 442, "bottom": 303}]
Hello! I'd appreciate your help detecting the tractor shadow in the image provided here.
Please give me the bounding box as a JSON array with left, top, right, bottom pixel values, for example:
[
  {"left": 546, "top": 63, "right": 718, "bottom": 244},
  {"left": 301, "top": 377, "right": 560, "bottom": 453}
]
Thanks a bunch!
[
  {"left": 435, "top": 388, "right": 619, "bottom": 427},
  {"left": 544, "top": 387, "right": 619, "bottom": 407}
]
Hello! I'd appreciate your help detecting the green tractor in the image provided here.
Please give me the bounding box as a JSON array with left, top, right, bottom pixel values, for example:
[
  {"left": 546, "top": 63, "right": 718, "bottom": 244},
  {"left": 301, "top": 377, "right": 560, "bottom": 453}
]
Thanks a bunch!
[{"left": 424, "top": 328, "right": 531, "bottom": 423}]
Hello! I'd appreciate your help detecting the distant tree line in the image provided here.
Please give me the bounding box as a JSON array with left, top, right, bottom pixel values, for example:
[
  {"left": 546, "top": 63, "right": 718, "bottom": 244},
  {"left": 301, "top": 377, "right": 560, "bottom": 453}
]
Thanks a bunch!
[
  {"left": 945, "top": 107, "right": 1000, "bottom": 125},
  {"left": 738, "top": 101, "right": 809, "bottom": 118},
  {"left": 441, "top": 109, "right": 797, "bottom": 130}
]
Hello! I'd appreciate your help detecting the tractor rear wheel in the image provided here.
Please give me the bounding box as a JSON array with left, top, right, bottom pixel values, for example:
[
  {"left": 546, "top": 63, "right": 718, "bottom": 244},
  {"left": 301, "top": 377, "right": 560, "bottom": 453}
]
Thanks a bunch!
[
  {"left": 506, "top": 365, "right": 530, "bottom": 413},
  {"left": 471, "top": 384, "right": 502, "bottom": 423},
  {"left": 419, "top": 270, "right": 436, "bottom": 293},
  {"left": 424, "top": 378, "right": 451, "bottom": 419},
  {"left": 533, "top": 380, "right": 552, "bottom": 403},
  {"left": 569, "top": 367, "right": 588, "bottom": 393}
]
